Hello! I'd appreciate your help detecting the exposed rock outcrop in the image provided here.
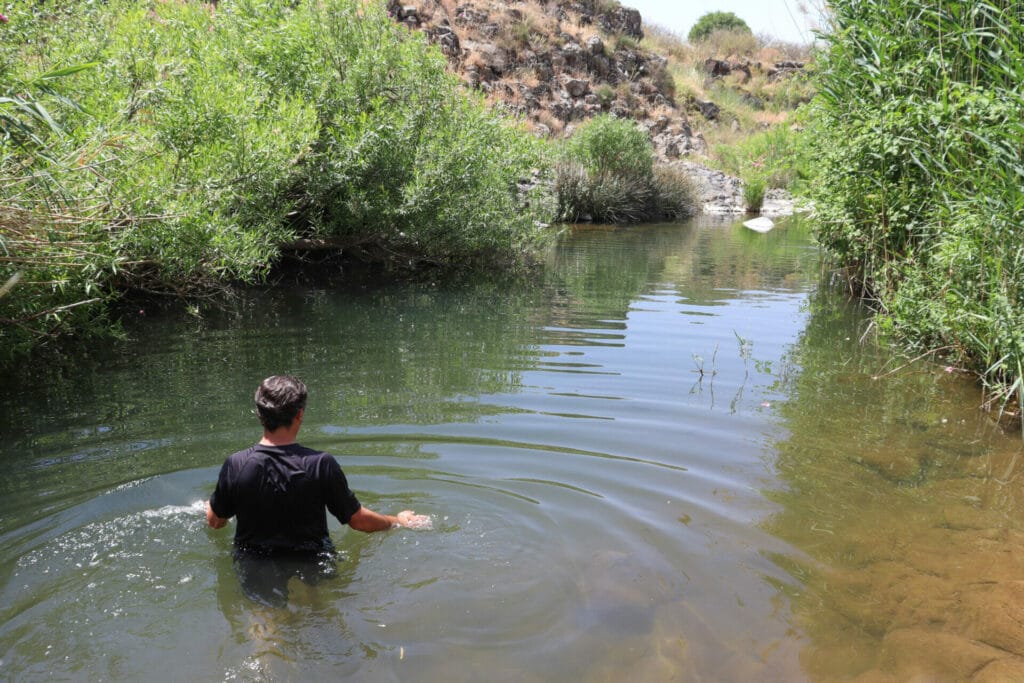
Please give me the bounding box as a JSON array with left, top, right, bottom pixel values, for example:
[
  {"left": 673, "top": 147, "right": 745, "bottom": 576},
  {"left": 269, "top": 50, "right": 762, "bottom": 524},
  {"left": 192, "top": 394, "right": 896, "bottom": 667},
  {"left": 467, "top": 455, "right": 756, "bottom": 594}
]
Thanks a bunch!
[{"left": 389, "top": 0, "right": 698, "bottom": 152}]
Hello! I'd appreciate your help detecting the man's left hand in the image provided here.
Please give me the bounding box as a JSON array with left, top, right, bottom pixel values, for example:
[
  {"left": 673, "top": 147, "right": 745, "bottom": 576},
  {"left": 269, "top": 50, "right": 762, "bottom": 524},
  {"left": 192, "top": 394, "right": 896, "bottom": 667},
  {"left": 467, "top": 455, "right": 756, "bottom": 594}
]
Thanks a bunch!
[{"left": 396, "top": 510, "right": 432, "bottom": 529}]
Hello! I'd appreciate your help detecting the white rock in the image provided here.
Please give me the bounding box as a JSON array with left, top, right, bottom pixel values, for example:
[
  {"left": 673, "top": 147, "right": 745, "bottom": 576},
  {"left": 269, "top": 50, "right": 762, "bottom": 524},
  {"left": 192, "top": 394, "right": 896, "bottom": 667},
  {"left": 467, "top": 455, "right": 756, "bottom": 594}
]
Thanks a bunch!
[{"left": 743, "top": 217, "right": 775, "bottom": 233}]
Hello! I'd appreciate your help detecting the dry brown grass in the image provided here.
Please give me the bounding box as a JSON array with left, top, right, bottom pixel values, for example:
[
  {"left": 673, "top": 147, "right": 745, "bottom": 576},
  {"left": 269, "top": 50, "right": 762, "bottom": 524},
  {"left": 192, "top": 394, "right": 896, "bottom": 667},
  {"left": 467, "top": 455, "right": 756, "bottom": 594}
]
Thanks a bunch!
[
  {"left": 642, "top": 24, "right": 689, "bottom": 61},
  {"left": 646, "top": 103, "right": 677, "bottom": 122},
  {"left": 464, "top": 52, "right": 488, "bottom": 70},
  {"left": 645, "top": 24, "right": 811, "bottom": 70},
  {"left": 572, "top": 22, "right": 604, "bottom": 46},
  {"left": 535, "top": 109, "right": 566, "bottom": 136},
  {"left": 518, "top": 2, "right": 559, "bottom": 31},
  {"left": 516, "top": 69, "right": 542, "bottom": 88},
  {"left": 753, "top": 110, "right": 791, "bottom": 126},
  {"left": 690, "top": 29, "right": 760, "bottom": 61}
]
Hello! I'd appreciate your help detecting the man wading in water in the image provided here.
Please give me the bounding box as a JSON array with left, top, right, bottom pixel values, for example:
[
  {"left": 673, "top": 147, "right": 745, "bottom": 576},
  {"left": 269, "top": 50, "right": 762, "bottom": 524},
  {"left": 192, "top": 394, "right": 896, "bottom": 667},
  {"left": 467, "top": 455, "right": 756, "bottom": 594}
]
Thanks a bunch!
[{"left": 206, "top": 374, "right": 429, "bottom": 604}]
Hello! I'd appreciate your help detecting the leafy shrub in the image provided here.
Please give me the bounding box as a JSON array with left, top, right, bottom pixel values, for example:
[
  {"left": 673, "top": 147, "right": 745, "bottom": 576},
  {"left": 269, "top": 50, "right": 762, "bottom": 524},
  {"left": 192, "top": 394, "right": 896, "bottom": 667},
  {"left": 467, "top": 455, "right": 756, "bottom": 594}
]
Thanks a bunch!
[
  {"left": 0, "top": 0, "right": 555, "bottom": 358},
  {"left": 564, "top": 115, "right": 654, "bottom": 181},
  {"left": 688, "top": 12, "right": 751, "bottom": 43},
  {"left": 651, "top": 165, "right": 698, "bottom": 220},
  {"left": 554, "top": 160, "right": 591, "bottom": 223},
  {"left": 555, "top": 115, "right": 696, "bottom": 224},
  {"left": 713, "top": 124, "right": 811, "bottom": 192},
  {"left": 585, "top": 170, "right": 653, "bottom": 225}
]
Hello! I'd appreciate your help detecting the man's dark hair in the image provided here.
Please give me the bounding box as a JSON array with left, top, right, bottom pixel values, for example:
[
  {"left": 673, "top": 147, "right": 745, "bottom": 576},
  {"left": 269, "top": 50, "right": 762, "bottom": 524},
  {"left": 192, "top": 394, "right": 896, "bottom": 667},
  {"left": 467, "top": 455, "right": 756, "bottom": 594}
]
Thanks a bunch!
[{"left": 255, "top": 375, "right": 308, "bottom": 432}]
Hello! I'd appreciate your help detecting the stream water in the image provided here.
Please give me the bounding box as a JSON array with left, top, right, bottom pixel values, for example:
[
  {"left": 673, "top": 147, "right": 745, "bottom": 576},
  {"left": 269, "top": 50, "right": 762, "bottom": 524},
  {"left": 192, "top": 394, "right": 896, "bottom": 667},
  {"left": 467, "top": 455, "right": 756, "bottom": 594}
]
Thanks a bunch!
[{"left": 1, "top": 217, "right": 1022, "bottom": 682}]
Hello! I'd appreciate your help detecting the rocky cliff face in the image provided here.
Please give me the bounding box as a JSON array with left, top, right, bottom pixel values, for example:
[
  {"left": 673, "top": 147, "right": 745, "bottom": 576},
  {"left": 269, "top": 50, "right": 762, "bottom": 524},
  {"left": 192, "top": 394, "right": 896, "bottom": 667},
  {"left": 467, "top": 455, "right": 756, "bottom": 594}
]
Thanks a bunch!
[{"left": 386, "top": 0, "right": 703, "bottom": 161}]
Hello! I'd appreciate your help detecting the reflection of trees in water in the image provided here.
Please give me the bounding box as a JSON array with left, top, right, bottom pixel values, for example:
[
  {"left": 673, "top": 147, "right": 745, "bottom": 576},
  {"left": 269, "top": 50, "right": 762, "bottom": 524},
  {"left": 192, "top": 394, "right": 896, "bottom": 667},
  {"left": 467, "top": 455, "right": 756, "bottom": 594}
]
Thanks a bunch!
[
  {"left": 763, "top": 284, "right": 1024, "bottom": 681},
  {"left": 0, "top": 280, "right": 551, "bottom": 519},
  {"left": 550, "top": 217, "right": 818, "bottom": 314}
]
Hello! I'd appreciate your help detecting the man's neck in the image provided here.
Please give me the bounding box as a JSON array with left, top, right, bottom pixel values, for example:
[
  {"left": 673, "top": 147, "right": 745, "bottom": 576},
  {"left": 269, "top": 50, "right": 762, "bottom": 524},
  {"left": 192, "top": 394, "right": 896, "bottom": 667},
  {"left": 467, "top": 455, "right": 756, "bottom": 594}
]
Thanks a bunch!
[
  {"left": 257, "top": 411, "right": 303, "bottom": 447},
  {"left": 259, "top": 427, "right": 299, "bottom": 447}
]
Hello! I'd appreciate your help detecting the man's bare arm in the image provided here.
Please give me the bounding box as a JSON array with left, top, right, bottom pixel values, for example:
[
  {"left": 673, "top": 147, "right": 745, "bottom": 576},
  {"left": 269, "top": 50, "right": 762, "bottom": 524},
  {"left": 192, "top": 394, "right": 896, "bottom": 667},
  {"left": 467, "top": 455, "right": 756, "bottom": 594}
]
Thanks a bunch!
[
  {"left": 348, "top": 507, "right": 430, "bottom": 532},
  {"left": 206, "top": 500, "right": 229, "bottom": 529}
]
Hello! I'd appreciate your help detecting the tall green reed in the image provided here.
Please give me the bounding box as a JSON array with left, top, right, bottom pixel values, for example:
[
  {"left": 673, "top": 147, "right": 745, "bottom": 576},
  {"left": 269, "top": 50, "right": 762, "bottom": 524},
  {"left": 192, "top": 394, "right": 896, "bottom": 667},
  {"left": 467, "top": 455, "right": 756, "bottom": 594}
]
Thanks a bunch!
[{"left": 810, "top": 0, "right": 1024, "bottom": 422}]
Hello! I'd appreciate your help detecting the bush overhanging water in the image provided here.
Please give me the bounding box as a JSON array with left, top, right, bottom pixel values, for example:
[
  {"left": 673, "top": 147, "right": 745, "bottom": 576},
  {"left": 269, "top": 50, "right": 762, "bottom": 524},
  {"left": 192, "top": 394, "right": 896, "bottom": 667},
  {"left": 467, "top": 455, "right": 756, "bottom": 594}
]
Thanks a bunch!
[{"left": 0, "top": 0, "right": 554, "bottom": 358}]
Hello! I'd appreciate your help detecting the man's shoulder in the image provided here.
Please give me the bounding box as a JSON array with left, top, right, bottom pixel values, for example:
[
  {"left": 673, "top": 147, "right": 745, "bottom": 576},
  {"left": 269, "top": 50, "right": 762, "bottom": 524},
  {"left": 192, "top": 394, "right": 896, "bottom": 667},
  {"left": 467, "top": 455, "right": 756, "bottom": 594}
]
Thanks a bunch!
[
  {"left": 283, "top": 444, "right": 342, "bottom": 473},
  {"left": 220, "top": 444, "right": 259, "bottom": 471},
  {"left": 292, "top": 445, "right": 345, "bottom": 477}
]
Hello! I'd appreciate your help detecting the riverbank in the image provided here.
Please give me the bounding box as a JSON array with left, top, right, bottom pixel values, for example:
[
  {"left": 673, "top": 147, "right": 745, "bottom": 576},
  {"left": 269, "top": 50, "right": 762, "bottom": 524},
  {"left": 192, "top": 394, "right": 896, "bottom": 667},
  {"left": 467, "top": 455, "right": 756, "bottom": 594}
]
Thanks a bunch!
[
  {"left": 676, "top": 161, "right": 798, "bottom": 216},
  {"left": 808, "top": 0, "right": 1024, "bottom": 416},
  {"left": 0, "top": 0, "right": 556, "bottom": 359}
]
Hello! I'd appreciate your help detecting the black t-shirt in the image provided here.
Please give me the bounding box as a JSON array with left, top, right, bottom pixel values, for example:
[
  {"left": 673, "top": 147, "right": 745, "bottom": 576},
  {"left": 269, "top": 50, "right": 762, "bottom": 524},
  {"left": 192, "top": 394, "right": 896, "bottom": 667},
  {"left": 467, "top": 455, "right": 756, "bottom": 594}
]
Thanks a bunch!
[{"left": 209, "top": 443, "right": 362, "bottom": 552}]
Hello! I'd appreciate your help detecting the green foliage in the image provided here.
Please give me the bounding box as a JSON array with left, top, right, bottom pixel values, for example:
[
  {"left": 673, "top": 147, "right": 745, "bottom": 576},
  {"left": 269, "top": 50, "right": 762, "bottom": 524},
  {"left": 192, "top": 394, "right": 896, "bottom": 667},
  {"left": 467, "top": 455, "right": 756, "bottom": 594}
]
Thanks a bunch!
[
  {"left": 614, "top": 34, "right": 640, "bottom": 52},
  {"left": 713, "top": 124, "right": 812, "bottom": 192},
  {"left": 762, "top": 70, "right": 817, "bottom": 111},
  {"left": 559, "top": 161, "right": 651, "bottom": 224},
  {"left": 0, "top": 54, "right": 116, "bottom": 356},
  {"left": 688, "top": 12, "right": 752, "bottom": 44},
  {"left": 809, "top": 0, "right": 1024, "bottom": 411},
  {"left": 0, "top": 0, "right": 554, "bottom": 359},
  {"left": 1, "top": 63, "right": 97, "bottom": 153},
  {"left": 564, "top": 115, "right": 654, "bottom": 181},
  {"left": 555, "top": 115, "right": 695, "bottom": 224},
  {"left": 650, "top": 165, "right": 698, "bottom": 221}
]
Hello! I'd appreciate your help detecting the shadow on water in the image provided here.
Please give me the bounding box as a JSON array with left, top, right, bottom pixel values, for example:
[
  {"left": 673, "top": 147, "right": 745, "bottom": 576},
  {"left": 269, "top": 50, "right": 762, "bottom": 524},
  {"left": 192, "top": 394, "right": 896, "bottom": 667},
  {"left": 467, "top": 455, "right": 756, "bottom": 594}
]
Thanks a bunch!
[{"left": 763, "top": 284, "right": 1024, "bottom": 681}]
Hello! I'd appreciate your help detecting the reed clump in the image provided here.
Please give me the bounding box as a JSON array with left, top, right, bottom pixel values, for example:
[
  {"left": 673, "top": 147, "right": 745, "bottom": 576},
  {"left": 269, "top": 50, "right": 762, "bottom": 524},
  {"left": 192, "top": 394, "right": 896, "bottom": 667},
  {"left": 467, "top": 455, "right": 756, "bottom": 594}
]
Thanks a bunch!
[{"left": 809, "top": 0, "right": 1024, "bottom": 420}]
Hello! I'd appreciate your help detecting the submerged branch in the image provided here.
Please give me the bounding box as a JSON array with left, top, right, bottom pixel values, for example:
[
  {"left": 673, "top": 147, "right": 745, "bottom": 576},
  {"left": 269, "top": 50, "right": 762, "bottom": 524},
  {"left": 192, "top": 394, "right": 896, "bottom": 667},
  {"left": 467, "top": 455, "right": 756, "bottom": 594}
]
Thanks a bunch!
[
  {"left": 871, "top": 347, "right": 955, "bottom": 381},
  {"left": 0, "top": 296, "right": 102, "bottom": 325}
]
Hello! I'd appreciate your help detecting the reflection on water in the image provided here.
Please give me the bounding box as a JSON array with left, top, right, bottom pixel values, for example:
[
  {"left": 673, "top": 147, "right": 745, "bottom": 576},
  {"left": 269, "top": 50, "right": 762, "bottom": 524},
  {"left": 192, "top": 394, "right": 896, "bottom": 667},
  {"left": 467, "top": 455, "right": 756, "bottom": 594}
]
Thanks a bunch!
[{"left": 1, "top": 216, "right": 1019, "bottom": 681}]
